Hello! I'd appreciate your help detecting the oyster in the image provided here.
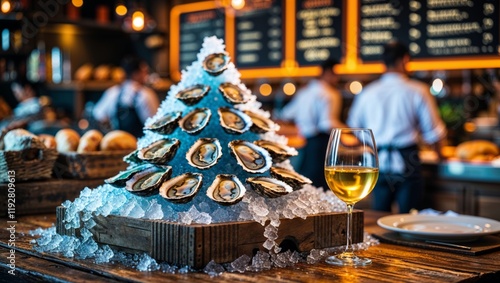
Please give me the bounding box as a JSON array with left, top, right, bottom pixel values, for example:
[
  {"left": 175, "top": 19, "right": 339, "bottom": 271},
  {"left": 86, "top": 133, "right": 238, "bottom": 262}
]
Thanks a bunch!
[
  {"left": 243, "top": 110, "right": 279, "bottom": 133},
  {"left": 270, "top": 167, "right": 312, "bottom": 190},
  {"left": 254, "top": 140, "right": 298, "bottom": 163},
  {"left": 219, "top": 83, "right": 251, "bottom": 104},
  {"left": 105, "top": 163, "right": 156, "bottom": 188},
  {"left": 125, "top": 166, "right": 172, "bottom": 196},
  {"left": 123, "top": 149, "right": 143, "bottom": 164},
  {"left": 218, "top": 107, "right": 252, "bottom": 134},
  {"left": 144, "top": 111, "right": 182, "bottom": 134},
  {"left": 138, "top": 138, "right": 180, "bottom": 164},
  {"left": 206, "top": 174, "right": 246, "bottom": 205},
  {"left": 179, "top": 108, "right": 211, "bottom": 134},
  {"left": 159, "top": 173, "right": 202, "bottom": 203},
  {"left": 229, "top": 140, "right": 272, "bottom": 173},
  {"left": 175, "top": 85, "right": 210, "bottom": 106},
  {"left": 186, "top": 138, "right": 222, "bottom": 169},
  {"left": 202, "top": 53, "right": 229, "bottom": 76},
  {"left": 246, "top": 177, "right": 293, "bottom": 198}
]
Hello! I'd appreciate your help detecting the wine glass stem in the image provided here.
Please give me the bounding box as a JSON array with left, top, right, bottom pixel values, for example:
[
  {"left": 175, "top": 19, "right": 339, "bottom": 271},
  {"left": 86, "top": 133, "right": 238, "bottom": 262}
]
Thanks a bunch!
[{"left": 345, "top": 204, "right": 354, "bottom": 254}]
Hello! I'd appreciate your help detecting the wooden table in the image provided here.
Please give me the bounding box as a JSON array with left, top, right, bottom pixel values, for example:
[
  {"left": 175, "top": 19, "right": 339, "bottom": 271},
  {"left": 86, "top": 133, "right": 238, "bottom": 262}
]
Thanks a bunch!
[{"left": 1, "top": 211, "right": 499, "bottom": 282}]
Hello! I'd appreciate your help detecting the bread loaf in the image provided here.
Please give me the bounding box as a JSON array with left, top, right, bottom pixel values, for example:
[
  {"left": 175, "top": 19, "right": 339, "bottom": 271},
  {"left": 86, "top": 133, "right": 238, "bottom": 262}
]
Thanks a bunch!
[
  {"left": 55, "top": 129, "right": 81, "bottom": 152},
  {"left": 3, "top": 129, "right": 45, "bottom": 151},
  {"left": 100, "top": 130, "right": 136, "bottom": 151},
  {"left": 77, "top": 130, "right": 103, "bottom": 153},
  {"left": 38, "top": 134, "right": 57, "bottom": 149},
  {"left": 455, "top": 140, "right": 499, "bottom": 161}
]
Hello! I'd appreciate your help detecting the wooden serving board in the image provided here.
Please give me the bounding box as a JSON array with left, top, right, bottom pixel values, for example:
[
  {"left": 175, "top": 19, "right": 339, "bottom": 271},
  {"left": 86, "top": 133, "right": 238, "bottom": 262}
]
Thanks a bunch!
[
  {"left": 56, "top": 207, "right": 364, "bottom": 269},
  {"left": 0, "top": 179, "right": 104, "bottom": 216}
]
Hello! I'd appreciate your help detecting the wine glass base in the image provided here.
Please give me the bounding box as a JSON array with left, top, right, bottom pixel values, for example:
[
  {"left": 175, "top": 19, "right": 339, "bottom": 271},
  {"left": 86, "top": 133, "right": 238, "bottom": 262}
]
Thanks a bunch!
[{"left": 325, "top": 254, "right": 372, "bottom": 266}]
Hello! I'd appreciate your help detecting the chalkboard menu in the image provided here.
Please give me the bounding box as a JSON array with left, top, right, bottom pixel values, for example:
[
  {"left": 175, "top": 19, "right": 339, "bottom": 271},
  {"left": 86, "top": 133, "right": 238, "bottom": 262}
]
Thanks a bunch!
[
  {"left": 234, "top": 0, "right": 284, "bottom": 69},
  {"left": 410, "top": 0, "right": 499, "bottom": 59},
  {"left": 179, "top": 9, "right": 225, "bottom": 71},
  {"left": 359, "top": 0, "right": 500, "bottom": 62},
  {"left": 295, "top": 0, "right": 344, "bottom": 66}
]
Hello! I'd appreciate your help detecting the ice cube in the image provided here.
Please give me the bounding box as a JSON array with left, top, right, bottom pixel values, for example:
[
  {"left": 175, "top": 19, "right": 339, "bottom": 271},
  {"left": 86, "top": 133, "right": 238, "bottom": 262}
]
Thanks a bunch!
[{"left": 203, "top": 260, "right": 225, "bottom": 277}]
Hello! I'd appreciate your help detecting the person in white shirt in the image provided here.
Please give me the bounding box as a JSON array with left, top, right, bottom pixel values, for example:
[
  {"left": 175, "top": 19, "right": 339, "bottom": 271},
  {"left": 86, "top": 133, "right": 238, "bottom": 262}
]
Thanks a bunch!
[
  {"left": 280, "top": 58, "right": 347, "bottom": 190},
  {"left": 347, "top": 41, "right": 447, "bottom": 213},
  {"left": 93, "top": 56, "right": 160, "bottom": 137}
]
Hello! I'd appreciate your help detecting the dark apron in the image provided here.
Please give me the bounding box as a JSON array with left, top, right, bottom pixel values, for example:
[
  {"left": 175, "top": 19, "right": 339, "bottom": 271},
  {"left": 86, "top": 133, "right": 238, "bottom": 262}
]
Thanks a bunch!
[
  {"left": 377, "top": 144, "right": 422, "bottom": 181},
  {"left": 111, "top": 87, "right": 143, "bottom": 137}
]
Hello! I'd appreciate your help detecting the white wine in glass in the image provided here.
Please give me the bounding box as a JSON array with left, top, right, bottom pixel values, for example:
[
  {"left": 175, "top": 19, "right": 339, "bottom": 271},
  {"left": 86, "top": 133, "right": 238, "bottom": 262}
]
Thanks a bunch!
[{"left": 324, "top": 128, "right": 379, "bottom": 266}]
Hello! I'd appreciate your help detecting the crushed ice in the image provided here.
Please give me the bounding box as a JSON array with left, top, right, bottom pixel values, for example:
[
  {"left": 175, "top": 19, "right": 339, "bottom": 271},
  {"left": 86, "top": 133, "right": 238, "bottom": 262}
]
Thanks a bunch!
[{"left": 31, "top": 36, "right": 379, "bottom": 274}]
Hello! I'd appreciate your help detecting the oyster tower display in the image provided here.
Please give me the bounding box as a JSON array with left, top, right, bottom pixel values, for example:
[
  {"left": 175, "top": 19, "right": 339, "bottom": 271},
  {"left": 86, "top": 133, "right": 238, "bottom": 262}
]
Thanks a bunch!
[{"left": 106, "top": 36, "right": 309, "bottom": 204}]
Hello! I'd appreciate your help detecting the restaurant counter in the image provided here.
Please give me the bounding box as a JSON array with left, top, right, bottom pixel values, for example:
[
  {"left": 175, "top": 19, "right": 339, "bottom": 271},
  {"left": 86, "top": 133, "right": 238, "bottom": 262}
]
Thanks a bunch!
[
  {"left": 422, "top": 161, "right": 500, "bottom": 221},
  {"left": 1, "top": 211, "right": 499, "bottom": 282}
]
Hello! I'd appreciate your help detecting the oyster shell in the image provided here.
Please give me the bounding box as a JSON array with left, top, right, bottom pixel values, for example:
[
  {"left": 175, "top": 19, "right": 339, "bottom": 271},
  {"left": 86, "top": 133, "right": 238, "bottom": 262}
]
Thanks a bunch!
[
  {"left": 138, "top": 138, "right": 180, "bottom": 164},
  {"left": 246, "top": 177, "right": 293, "bottom": 198},
  {"left": 105, "top": 163, "right": 156, "bottom": 188},
  {"left": 144, "top": 111, "right": 182, "bottom": 134},
  {"left": 175, "top": 85, "right": 210, "bottom": 106},
  {"left": 123, "top": 149, "right": 143, "bottom": 164},
  {"left": 186, "top": 138, "right": 222, "bottom": 169},
  {"left": 219, "top": 83, "right": 251, "bottom": 104},
  {"left": 228, "top": 140, "right": 272, "bottom": 173},
  {"left": 124, "top": 166, "right": 172, "bottom": 196},
  {"left": 270, "top": 167, "right": 312, "bottom": 190},
  {"left": 179, "top": 108, "right": 211, "bottom": 135},
  {"left": 243, "top": 110, "right": 279, "bottom": 133},
  {"left": 218, "top": 107, "right": 252, "bottom": 134},
  {"left": 159, "top": 173, "right": 202, "bottom": 203},
  {"left": 206, "top": 174, "right": 246, "bottom": 205},
  {"left": 254, "top": 140, "right": 298, "bottom": 163},
  {"left": 202, "top": 53, "right": 229, "bottom": 76}
]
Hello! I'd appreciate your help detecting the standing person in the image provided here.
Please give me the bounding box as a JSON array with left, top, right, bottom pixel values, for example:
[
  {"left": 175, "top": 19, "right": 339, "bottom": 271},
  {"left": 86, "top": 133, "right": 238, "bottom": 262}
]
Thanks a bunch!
[
  {"left": 279, "top": 58, "right": 347, "bottom": 190},
  {"left": 347, "top": 41, "right": 447, "bottom": 213},
  {"left": 93, "top": 56, "right": 160, "bottom": 137}
]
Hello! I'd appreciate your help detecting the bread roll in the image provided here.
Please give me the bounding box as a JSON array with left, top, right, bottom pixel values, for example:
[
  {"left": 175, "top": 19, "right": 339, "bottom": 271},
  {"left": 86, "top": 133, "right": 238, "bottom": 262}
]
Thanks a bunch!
[
  {"left": 4, "top": 129, "right": 45, "bottom": 151},
  {"left": 38, "top": 134, "right": 57, "bottom": 149},
  {"left": 455, "top": 140, "right": 499, "bottom": 161},
  {"left": 100, "top": 130, "right": 136, "bottom": 151},
  {"left": 77, "top": 130, "right": 103, "bottom": 153},
  {"left": 55, "top": 129, "right": 81, "bottom": 152}
]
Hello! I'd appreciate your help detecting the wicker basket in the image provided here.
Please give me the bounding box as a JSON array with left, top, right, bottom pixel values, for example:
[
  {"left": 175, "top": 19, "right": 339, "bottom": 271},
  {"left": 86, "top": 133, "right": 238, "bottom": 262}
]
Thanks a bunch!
[
  {"left": 0, "top": 148, "right": 58, "bottom": 182},
  {"left": 53, "top": 150, "right": 131, "bottom": 179}
]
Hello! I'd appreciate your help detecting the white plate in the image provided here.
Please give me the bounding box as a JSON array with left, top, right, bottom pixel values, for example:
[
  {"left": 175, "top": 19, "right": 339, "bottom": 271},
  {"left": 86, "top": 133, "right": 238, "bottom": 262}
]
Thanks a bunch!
[{"left": 377, "top": 214, "right": 500, "bottom": 243}]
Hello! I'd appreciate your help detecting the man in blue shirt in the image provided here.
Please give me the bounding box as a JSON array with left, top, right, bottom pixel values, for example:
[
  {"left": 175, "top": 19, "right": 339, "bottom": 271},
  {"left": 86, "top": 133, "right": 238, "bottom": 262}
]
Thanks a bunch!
[{"left": 347, "top": 41, "right": 447, "bottom": 213}]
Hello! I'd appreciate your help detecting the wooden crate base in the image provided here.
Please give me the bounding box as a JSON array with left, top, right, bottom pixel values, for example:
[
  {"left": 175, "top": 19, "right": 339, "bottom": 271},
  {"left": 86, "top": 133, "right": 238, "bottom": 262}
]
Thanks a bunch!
[
  {"left": 56, "top": 207, "right": 364, "bottom": 269},
  {"left": 0, "top": 179, "right": 104, "bottom": 216}
]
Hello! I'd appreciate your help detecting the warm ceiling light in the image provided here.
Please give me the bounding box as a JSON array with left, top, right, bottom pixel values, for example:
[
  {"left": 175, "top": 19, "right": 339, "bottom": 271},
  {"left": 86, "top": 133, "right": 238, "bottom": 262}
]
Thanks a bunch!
[
  {"left": 132, "top": 11, "right": 145, "bottom": 31},
  {"left": 115, "top": 4, "right": 127, "bottom": 16},
  {"left": 1, "top": 0, "right": 11, "bottom": 13},
  {"left": 283, "top": 82, "right": 296, "bottom": 96},
  {"left": 349, "top": 81, "right": 363, "bottom": 94},
  {"left": 231, "top": 0, "right": 245, "bottom": 10},
  {"left": 259, "top": 83, "right": 272, "bottom": 96},
  {"left": 72, "top": 0, "right": 83, "bottom": 8}
]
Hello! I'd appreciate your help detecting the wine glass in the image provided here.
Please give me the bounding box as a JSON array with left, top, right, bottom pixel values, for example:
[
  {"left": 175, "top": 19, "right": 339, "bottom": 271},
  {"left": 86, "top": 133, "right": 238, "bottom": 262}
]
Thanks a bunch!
[{"left": 324, "top": 128, "right": 379, "bottom": 266}]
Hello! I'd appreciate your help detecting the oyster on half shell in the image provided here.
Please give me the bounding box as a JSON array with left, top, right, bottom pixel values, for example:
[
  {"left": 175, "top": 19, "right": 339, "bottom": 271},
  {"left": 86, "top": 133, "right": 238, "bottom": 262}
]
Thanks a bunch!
[
  {"left": 219, "top": 83, "right": 251, "bottom": 104},
  {"left": 270, "top": 167, "right": 312, "bottom": 190},
  {"left": 202, "top": 53, "right": 229, "bottom": 76},
  {"left": 159, "top": 173, "right": 202, "bottom": 203},
  {"left": 186, "top": 138, "right": 222, "bottom": 169},
  {"left": 206, "top": 174, "right": 246, "bottom": 205},
  {"left": 246, "top": 177, "right": 293, "bottom": 198},
  {"left": 175, "top": 85, "right": 210, "bottom": 106},
  {"left": 105, "top": 163, "right": 157, "bottom": 188},
  {"left": 144, "top": 111, "right": 182, "bottom": 134},
  {"left": 138, "top": 138, "right": 180, "bottom": 164},
  {"left": 254, "top": 140, "right": 298, "bottom": 163},
  {"left": 179, "top": 108, "right": 211, "bottom": 134},
  {"left": 125, "top": 166, "right": 172, "bottom": 196},
  {"left": 218, "top": 107, "right": 252, "bottom": 134},
  {"left": 243, "top": 110, "right": 279, "bottom": 133},
  {"left": 229, "top": 140, "right": 272, "bottom": 173}
]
